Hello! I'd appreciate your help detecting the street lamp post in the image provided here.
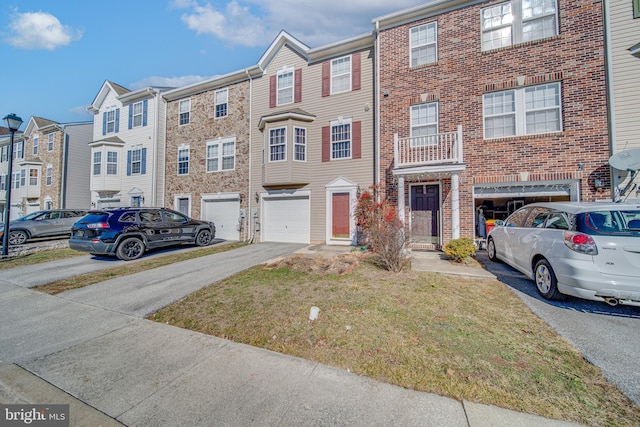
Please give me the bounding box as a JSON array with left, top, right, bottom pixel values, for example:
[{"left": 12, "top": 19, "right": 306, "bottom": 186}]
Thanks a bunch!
[{"left": 2, "top": 113, "right": 23, "bottom": 257}]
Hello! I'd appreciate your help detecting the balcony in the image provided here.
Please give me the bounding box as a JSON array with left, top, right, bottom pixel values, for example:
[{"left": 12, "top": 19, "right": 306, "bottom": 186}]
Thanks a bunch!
[{"left": 394, "top": 125, "right": 464, "bottom": 173}]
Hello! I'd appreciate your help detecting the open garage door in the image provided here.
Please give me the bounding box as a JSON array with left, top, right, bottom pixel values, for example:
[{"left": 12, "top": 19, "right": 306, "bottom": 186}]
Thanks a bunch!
[
  {"left": 203, "top": 198, "right": 240, "bottom": 240},
  {"left": 263, "top": 195, "right": 310, "bottom": 243}
]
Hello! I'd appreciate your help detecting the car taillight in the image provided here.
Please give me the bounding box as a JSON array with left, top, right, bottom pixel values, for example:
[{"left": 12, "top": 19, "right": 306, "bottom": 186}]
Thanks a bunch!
[
  {"left": 563, "top": 231, "right": 598, "bottom": 255},
  {"left": 86, "top": 222, "right": 109, "bottom": 229}
]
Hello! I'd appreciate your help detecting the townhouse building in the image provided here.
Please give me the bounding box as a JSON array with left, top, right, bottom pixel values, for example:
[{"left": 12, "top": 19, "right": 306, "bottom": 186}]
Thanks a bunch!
[
  {"left": 605, "top": 0, "right": 640, "bottom": 201},
  {"left": 1, "top": 117, "right": 91, "bottom": 219},
  {"left": 374, "top": 0, "right": 610, "bottom": 247},
  {"left": 163, "top": 70, "right": 257, "bottom": 241},
  {"left": 86, "top": 81, "right": 170, "bottom": 209},
  {"left": 249, "top": 31, "right": 375, "bottom": 245}
]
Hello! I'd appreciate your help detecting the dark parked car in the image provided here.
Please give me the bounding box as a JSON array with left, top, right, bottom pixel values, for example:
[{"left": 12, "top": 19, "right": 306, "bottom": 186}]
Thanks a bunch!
[
  {"left": 69, "top": 207, "right": 216, "bottom": 260},
  {"left": 0, "top": 209, "right": 88, "bottom": 245}
]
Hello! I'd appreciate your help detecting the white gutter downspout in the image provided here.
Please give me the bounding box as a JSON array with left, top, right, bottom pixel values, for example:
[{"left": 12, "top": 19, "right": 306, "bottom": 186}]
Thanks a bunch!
[
  {"left": 603, "top": 0, "right": 617, "bottom": 200},
  {"left": 152, "top": 91, "right": 160, "bottom": 207},
  {"left": 374, "top": 20, "right": 381, "bottom": 190},
  {"left": 246, "top": 69, "right": 253, "bottom": 243}
]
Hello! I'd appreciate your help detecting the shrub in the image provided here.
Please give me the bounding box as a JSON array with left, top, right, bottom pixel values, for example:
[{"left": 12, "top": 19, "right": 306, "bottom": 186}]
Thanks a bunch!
[
  {"left": 444, "top": 238, "right": 476, "bottom": 263},
  {"left": 355, "top": 186, "right": 408, "bottom": 272}
]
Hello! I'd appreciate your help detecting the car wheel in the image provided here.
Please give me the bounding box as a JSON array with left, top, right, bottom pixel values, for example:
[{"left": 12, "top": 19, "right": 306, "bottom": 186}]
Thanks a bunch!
[
  {"left": 534, "top": 259, "right": 564, "bottom": 301},
  {"left": 487, "top": 237, "right": 499, "bottom": 262},
  {"left": 8, "top": 230, "right": 28, "bottom": 245},
  {"left": 195, "top": 229, "right": 212, "bottom": 247},
  {"left": 116, "top": 237, "right": 145, "bottom": 261}
]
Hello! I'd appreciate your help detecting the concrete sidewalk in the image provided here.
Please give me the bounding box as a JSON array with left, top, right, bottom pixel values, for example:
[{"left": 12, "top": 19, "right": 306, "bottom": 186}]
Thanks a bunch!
[{"left": 1, "top": 243, "right": 581, "bottom": 426}]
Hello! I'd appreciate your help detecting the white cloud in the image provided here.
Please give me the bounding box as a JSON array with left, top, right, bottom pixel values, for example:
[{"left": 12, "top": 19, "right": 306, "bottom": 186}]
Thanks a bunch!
[
  {"left": 129, "top": 75, "right": 213, "bottom": 90},
  {"left": 175, "top": 0, "right": 425, "bottom": 48},
  {"left": 4, "top": 11, "right": 82, "bottom": 50}
]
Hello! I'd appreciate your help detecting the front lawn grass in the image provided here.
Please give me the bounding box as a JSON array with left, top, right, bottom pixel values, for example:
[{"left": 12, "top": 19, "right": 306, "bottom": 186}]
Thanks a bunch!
[{"left": 151, "top": 255, "right": 640, "bottom": 427}]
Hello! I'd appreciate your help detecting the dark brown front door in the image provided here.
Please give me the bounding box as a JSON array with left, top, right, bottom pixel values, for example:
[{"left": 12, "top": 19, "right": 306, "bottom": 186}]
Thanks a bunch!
[
  {"left": 410, "top": 185, "right": 439, "bottom": 244},
  {"left": 332, "top": 193, "right": 350, "bottom": 238}
]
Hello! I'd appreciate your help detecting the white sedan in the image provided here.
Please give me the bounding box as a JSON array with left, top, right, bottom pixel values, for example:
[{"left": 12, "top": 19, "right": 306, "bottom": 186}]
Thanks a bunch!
[{"left": 487, "top": 201, "right": 640, "bottom": 307}]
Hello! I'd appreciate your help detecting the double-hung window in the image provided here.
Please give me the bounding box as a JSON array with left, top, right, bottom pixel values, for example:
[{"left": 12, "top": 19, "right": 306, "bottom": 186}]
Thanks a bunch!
[
  {"left": 269, "top": 128, "right": 286, "bottom": 162},
  {"left": 410, "top": 103, "right": 439, "bottom": 145},
  {"left": 277, "top": 68, "right": 294, "bottom": 105},
  {"left": 294, "top": 127, "right": 306, "bottom": 162},
  {"left": 105, "top": 110, "right": 117, "bottom": 133},
  {"left": 331, "top": 56, "right": 351, "bottom": 94},
  {"left": 483, "top": 82, "right": 561, "bottom": 138},
  {"left": 410, "top": 22, "right": 437, "bottom": 67},
  {"left": 130, "top": 149, "right": 142, "bottom": 174},
  {"left": 331, "top": 119, "right": 351, "bottom": 160},
  {"left": 46, "top": 165, "right": 53, "bottom": 186},
  {"left": 178, "top": 145, "right": 190, "bottom": 175},
  {"left": 215, "top": 89, "right": 228, "bottom": 118},
  {"left": 481, "top": 0, "right": 558, "bottom": 51},
  {"left": 132, "top": 101, "right": 144, "bottom": 127},
  {"left": 20, "top": 169, "right": 26, "bottom": 187},
  {"left": 179, "top": 99, "right": 190, "bottom": 125},
  {"left": 93, "top": 152, "right": 102, "bottom": 175},
  {"left": 33, "top": 137, "right": 39, "bottom": 155},
  {"left": 48, "top": 133, "right": 54, "bottom": 151},
  {"left": 14, "top": 141, "right": 23, "bottom": 159},
  {"left": 29, "top": 169, "right": 38, "bottom": 186},
  {"left": 206, "top": 138, "right": 235, "bottom": 172},
  {"left": 107, "top": 151, "right": 118, "bottom": 175}
]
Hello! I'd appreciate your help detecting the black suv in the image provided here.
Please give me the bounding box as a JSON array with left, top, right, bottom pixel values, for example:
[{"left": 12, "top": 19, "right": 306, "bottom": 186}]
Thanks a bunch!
[{"left": 69, "top": 208, "right": 215, "bottom": 260}]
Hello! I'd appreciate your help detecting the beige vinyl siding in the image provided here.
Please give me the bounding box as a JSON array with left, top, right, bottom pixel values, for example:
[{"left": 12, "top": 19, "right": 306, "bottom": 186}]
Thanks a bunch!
[
  {"left": 609, "top": 0, "right": 640, "bottom": 152},
  {"left": 251, "top": 43, "right": 375, "bottom": 244}
]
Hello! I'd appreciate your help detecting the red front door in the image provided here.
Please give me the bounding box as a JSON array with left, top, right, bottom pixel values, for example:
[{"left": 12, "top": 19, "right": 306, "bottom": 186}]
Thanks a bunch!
[{"left": 332, "top": 193, "right": 350, "bottom": 238}]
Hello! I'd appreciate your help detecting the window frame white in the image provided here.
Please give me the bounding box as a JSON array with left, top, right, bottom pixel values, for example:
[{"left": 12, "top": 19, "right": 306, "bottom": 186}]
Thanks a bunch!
[
  {"left": 410, "top": 102, "right": 439, "bottom": 146},
  {"left": 93, "top": 151, "right": 102, "bottom": 175},
  {"left": 410, "top": 22, "right": 438, "bottom": 67},
  {"left": 331, "top": 56, "right": 352, "bottom": 95},
  {"left": 47, "top": 133, "right": 54, "bottom": 151},
  {"left": 132, "top": 101, "right": 144, "bottom": 127},
  {"left": 33, "top": 136, "right": 39, "bottom": 155},
  {"left": 277, "top": 67, "right": 294, "bottom": 106},
  {"left": 179, "top": 99, "right": 191, "bottom": 126},
  {"left": 483, "top": 82, "right": 562, "bottom": 139},
  {"left": 215, "top": 89, "right": 228, "bottom": 118},
  {"left": 106, "top": 151, "right": 118, "bottom": 175},
  {"left": 269, "top": 127, "right": 287, "bottom": 163},
  {"left": 130, "top": 148, "right": 142, "bottom": 175},
  {"left": 481, "top": 0, "right": 558, "bottom": 52},
  {"left": 177, "top": 145, "right": 190, "bottom": 175},
  {"left": 294, "top": 127, "right": 307, "bottom": 162},
  {"left": 29, "top": 168, "right": 38, "bottom": 186},
  {"left": 206, "top": 137, "right": 236, "bottom": 172},
  {"left": 105, "top": 110, "right": 116, "bottom": 133},
  {"left": 46, "top": 164, "right": 53, "bottom": 186},
  {"left": 330, "top": 118, "right": 352, "bottom": 160}
]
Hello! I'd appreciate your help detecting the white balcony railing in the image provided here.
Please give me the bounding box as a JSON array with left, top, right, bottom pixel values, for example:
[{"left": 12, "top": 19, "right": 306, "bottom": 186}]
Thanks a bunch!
[{"left": 394, "top": 125, "right": 463, "bottom": 169}]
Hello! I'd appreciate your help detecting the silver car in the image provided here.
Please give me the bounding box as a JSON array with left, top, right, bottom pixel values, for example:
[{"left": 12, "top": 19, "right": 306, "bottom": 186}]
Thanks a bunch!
[
  {"left": 0, "top": 209, "right": 88, "bottom": 245},
  {"left": 487, "top": 202, "right": 640, "bottom": 307}
]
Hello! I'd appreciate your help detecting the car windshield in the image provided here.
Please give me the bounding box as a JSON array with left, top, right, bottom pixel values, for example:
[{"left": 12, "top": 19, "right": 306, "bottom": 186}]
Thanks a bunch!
[
  {"left": 581, "top": 210, "right": 640, "bottom": 235},
  {"left": 17, "top": 212, "right": 46, "bottom": 221}
]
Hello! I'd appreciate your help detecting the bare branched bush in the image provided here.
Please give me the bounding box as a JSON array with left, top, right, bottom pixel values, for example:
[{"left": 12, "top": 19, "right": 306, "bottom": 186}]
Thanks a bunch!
[{"left": 355, "top": 186, "right": 409, "bottom": 272}]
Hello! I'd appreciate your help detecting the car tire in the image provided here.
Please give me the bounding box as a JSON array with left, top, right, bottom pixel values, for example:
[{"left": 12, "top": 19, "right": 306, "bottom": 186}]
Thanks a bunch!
[
  {"left": 195, "top": 229, "right": 213, "bottom": 247},
  {"left": 8, "top": 230, "right": 28, "bottom": 245},
  {"left": 116, "top": 237, "right": 145, "bottom": 261},
  {"left": 487, "top": 237, "right": 499, "bottom": 262},
  {"left": 534, "top": 259, "right": 564, "bottom": 301}
]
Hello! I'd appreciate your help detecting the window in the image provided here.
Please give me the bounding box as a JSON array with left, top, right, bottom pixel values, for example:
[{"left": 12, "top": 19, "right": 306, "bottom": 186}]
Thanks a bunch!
[
  {"left": 14, "top": 140, "right": 23, "bottom": 159},
  {"left": 48, "top": 133, "right": 54, "bottom": 151},
  {"left": 132, "top": 101, "right": 143, "bottom": 127},
  {"left": 410, "top": 103, "right": 439, "bottom": 145},
  {"left": 130, "top": 149, "right": 142, "bottom": 174},
  {"left": 483, "top": 82, "right": 561, "bottom": 138},
  {"left": 107, "top": 151, "right": 118, "bottom": 175},
  {"left": 20, "top": 169, "right": 26, "bottom": 187},
  {"left": 331, "top": 120, "right": 351, "bottom": 160},
  {"left": 635, "top": 0, "right": 640, "bottom": 19},
  {"left": 179, "top": 99, "right": 190, "bottom": 125},
  {"left": 29, "top": 169, "right": 38, "bottom": 186},
  {"left": 33, "top": 136, "right": 39, "bottom": 155},
  {"left": 215, "top": 89, "right": 228, "bottom": 118},
  {"left": 46, "top": 165, "right": 53, "bottom": 186},
  {"left": 105, "top": 110, "right": 117, "bottom": 133},
  {"left": 206, "top": 138, "right": 235, "bottom": 172},
  {"left": 331, "top": 56, "right": 351, "bottom": 94},
  {"left": 294, "top": 127, "right": 306, "bottom": 161},
  {"left": 481, "top": 0, "right": 558, "bottom": 51},
  {"left": 269, "top": 128, "right": 286, "bottom": 162},
  {"left": 178, "top": 146, "right": 190, "bottom": 175},
  {"left": 0, "top": 176, "right": 5, "bottom": 191},
  {"left": 277, "top": 68, "right": 294, "bottom": 105},
  {"left": 93, "top": 152, "right": 101, "bottom": 175},
  {"left": 410, "top": 22, "right": 437, "bottom": 67},
  {"left": 12, "top": 172, "right": 20, "bottom": 189},
  {"left": 1, "top": 145, "right": 7, "bottom": 162}
]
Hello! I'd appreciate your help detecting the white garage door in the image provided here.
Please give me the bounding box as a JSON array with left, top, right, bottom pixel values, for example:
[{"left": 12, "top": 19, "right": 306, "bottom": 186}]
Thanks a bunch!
[
  {"left": 203, "top": 199, "right": 240, "bottom": 240},
  {"left": 263, "top": 196, "right": 310, "bottom": 243}
]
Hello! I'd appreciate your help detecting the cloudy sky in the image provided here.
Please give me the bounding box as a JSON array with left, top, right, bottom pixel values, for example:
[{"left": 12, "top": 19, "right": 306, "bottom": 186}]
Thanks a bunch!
[{"left": 0, "top": 0, "right": 427, "bottom": 127}]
